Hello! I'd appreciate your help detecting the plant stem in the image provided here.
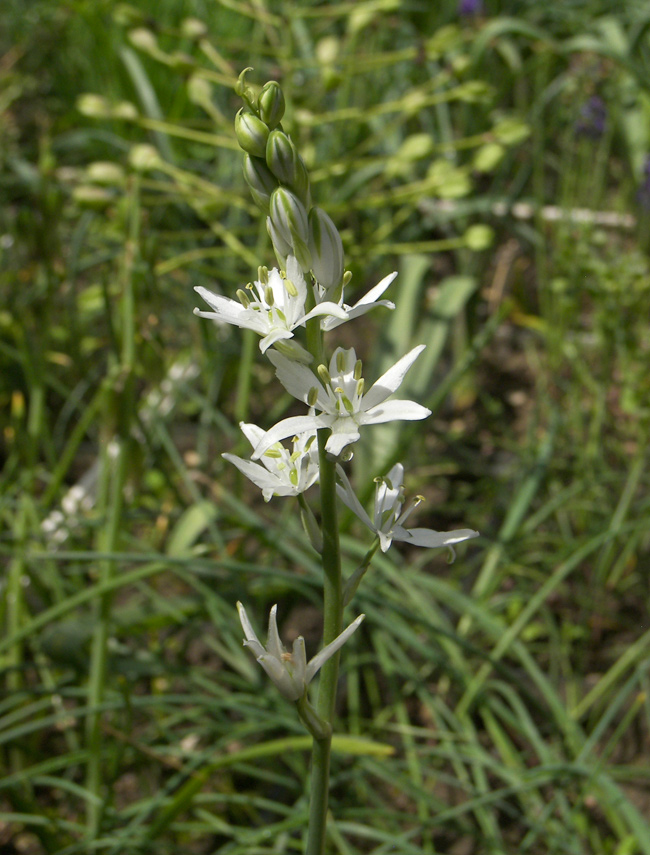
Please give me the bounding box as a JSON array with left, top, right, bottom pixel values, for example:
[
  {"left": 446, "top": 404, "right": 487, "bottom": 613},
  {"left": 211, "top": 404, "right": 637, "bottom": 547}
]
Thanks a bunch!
[{"left": 305, "top": 430, "right": 343, "bottom": 855}]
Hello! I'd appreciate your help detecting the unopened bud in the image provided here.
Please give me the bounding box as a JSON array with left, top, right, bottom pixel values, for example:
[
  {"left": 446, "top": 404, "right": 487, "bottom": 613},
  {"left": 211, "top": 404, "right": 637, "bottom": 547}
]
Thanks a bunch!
[
  {"left": 235, "top": 67, "right": 256, "bottom": 111},
  {"left": 257, "top": 81, "right": 285, "bottom": 130},
  {"left": 269, "top": 188, "right": 311, "bottom": 271},
  {"left": 308, "top": 207, "right": 344, "bottom": 293},
  {"left": 235, "top": 109, "right": 269, "bottom": 158},
  {"left": 128, "top": 27, "right": 159, "bottom": 53},
  {"left": 273, "top": 339, "right": 313, "bottom": 363},
  {"left": 243, "top": 154, "right": 277, "bottom": 211},
  {"left": 266, "top": 130, "right": 310, "bottom": 204},
  {"left": 266, "top": 216, "right": 292, "bottom": 265}
]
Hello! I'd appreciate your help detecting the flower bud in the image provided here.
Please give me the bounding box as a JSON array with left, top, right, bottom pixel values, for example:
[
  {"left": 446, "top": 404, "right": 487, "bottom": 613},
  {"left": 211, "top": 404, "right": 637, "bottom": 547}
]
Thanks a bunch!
[
  {"left": 266, "top": 215, "right": 292, "bottom": 265},
  {"left": 308, "top": 206, "right": 344, "bottom": 293},
  {"left": 235, "top": 109, "right": 270, "bottom": 158},
  {"left": 257, "top": 81, "right": 285, "bottom": 130},
  {"left": 243, "top": 155, "right": 277, "bottom": 211},
  {"left": 266, "top": 130, "right": 310, "bottom": 205},
  {"left": 269, "top": 188, "right": 312, "bottom": 271}
]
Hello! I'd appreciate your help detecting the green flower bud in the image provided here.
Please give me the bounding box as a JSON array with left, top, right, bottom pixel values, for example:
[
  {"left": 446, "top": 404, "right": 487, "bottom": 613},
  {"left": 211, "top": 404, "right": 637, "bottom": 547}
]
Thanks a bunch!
[
  {"left": 235, "top": 109, "right": 270, "bottom": 158},
  {"left": 269, "top": 187, "right": 312, "bottom": 271},
  {"left": 266, "top": 130, "right": 310, "bottom": 205},
  {"left": 266, "top": 215, "right": 292, "bottom": 264},
  {"left": 257, "top": 81, "right": 285, "bottom": 130},
  {"left": 242, "top": 154, "right": 277, "bottom": 211},
  {"left": 308, "top": 206, "right": 344, "bottom": 293}
]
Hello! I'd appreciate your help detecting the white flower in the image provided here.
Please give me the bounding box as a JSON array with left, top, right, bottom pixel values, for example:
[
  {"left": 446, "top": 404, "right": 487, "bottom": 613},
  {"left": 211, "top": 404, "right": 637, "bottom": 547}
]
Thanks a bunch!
[
  {"left": 237, "top": 602, "right": 365, "bottom": 701},
  {"left": 319, "top": 271, "right": 397, "bottom": 331},
  {"left": 223, "top": 422, "right": 319, "bottom": 502},
  {"left": 252, "top": 346, "right": 431, "bottom": 459},
  {"left": 194, "top": 256, "right": 346, "bottom": 353},
  {"left": 337, "top": 463, "right": 479, "bottom": 553}
]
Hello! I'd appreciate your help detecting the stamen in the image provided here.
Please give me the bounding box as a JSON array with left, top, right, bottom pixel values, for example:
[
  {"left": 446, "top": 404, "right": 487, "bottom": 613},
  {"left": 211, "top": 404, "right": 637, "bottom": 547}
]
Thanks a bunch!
[
  {"left": 258, "top": 265, "right": 269, "bottom": 285},
  {"left": 308, "top": 386, "right": 319, "bottom": 407},
  {"left": 336, "top": 350, "right": 346, "bottom": 373},
  {"left": 264, "top": 284, "right": 275, "bottom": 306},
  {"left": 284, "top": 277, "right": 298, "bottom": 297},
  {"left": 236, "top": 289, "right": 251, "bottom": 308},
  {"left": 353, "top": 359, "right": 363, "bottom": 381},
  {"left": 317, "top": 364, "right": 331, "bottom": 387},
  {"left": 356, "top": 378, "right": 365, "bottom": 397}
]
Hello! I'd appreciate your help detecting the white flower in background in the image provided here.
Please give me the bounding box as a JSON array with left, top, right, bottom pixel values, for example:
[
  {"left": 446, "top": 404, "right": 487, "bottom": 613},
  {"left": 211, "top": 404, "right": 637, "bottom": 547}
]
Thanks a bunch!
[
  {"left": 194, "top": 256, "right": 346, "bottom": 353},
  {"left": 252, "top": 345, "right": 431, "bottom": 459},
  {"left": 319, "top": 271, "right": 397, "bottom": 331},
  {"left": 237, "top": 602, "right": 365, "bottom": 701},
  {"left": 223, "top": 422, "right": 319, "bottom": 501},
  {"left": 337, "top": 463, "right": 479, "bottom": 553}
]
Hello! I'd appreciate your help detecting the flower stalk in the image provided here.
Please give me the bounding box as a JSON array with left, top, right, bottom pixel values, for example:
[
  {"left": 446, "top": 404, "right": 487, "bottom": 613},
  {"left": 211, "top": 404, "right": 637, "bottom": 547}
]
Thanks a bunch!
[{"left": 192, "top": 70, "right": 478, "bottom": 854}]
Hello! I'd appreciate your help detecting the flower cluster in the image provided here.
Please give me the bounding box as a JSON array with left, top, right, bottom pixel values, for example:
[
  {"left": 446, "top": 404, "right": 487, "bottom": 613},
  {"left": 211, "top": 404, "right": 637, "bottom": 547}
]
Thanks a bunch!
[{"left": 195, "top": 72, "right": 478, "bottom": 704}]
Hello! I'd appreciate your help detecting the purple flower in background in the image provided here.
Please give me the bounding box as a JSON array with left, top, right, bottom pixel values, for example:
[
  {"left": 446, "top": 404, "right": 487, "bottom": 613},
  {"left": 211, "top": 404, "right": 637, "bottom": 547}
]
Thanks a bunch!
[
  {"left": 637, "top": 156, "right": 650, "bottom": 210},
  {"left": 458, "top": 0, "right": 484, "bottom": 16},
  {"left": 575, "top": 95, "right": 607, "bottom": 139}
]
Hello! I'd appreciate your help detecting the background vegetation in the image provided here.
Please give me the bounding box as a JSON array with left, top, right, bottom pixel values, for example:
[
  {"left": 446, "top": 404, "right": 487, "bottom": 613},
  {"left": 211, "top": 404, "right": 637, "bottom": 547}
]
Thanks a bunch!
[{"left": 2, "top": 1, "right": 650, "bottom": 853}]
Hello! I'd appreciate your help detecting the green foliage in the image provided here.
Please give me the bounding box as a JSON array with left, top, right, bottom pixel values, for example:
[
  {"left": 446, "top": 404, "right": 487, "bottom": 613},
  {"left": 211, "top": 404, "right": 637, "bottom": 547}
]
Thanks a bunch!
[{"left": 1, "top": 1, "right": 650, "bottom": 853}]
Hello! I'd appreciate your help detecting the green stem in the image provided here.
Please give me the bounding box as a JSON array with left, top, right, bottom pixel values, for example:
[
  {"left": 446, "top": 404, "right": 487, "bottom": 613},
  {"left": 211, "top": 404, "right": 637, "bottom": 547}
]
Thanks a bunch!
[
  {"left": 305, "top": 430, "right": 342, "bottom": 855},
  {"left": 303, "top": 313, "right": 344, "bottom": 854}
]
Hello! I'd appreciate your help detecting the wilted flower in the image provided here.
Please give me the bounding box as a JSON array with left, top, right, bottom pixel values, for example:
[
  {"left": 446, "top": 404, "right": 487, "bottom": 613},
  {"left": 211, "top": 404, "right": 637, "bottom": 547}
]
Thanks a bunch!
[
  {"left": 337, "top": 463, "right": 479, "bottom": 553},
  {"left": 223, "top": 422, "right": 319, "bottom": 501},
  {"left": 252, "top": 346, "right": 431, "bottom": 458},
  {"left": 237, "top": 602, "right": 365, "bottom": 700}
]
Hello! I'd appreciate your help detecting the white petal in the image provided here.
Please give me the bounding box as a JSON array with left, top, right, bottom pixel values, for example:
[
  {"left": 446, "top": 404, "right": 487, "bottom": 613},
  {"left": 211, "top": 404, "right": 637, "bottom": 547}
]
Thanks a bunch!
[
  {"left": 291, "top": 636, "right": 308, "bottom": 687},
  {"left": 237, "top": 602, "right": 265, "bottom": 658},
  {"left": 285, "top": 256, "right": 307, "bottom": 305},
  {"left": 267, "top": 351, "right": 328, "bottom": 408},
  {"left": 393, "top": 526, "right": 480, "bottom": 548},
  {"left": 378, "top": 531, "right": 393, "bottom": 552},
  {"left": 238, "top": 423, "right": 266, "bottom": 448},
  {"left": 251, "top": 415, "right": 324, "bottom": 459},
  {"left": 267, "top": 604, "right": 284, "bottom": 660},
  {"left": 362, "top": 345, "right": 426, "bottom": 409},
  {"left": 301, "top": 302, "right": 348, "bottom": 324},
  {"left": 361, "top": 399, "right": 431, "bottom": 425},
  {"left": 335, "top": 466, "right": 374, "bottom": 530},
  {"left": 260, "top": 328, "right": 293, "bottom": 353},
  {"left": 257, "top": 653, "right": 302, "bottom": 700},
  {"left": 355, "top": 271, "right": 398, "bottom": 305},
  {"left": 222, "top": 453, "right": 281, "bottom": 492},
  {"left": 324, "top": 418, "right": 360, "bottom": 456},
  {"left": 305, "top": 614, "right": 365, "bottom": 683},
  {"left": 322, "top": 298, "right": 394, "bottom": 331}
]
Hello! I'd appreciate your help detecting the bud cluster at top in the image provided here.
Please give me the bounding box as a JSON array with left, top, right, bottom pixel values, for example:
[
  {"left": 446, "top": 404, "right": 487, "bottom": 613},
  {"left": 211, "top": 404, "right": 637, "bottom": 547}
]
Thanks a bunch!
[{"left": 234, "top": 69, "right": 344, "bottom": 295}]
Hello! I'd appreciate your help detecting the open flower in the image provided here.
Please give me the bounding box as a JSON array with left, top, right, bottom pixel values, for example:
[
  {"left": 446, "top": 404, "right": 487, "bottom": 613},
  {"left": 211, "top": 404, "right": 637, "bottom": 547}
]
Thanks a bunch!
[
  {"left": 252, "top": 346, "right": 431, "bottom": 459},
  {"left": 337, "top": 463, "right": 479, "bottom": 553},
  {"left": 194, "top": 256, "right": 346, "bottom": 353},
  {"left": 319, "top": 271, "right": 397, "bottom": 331},
  {"left": 237, "top": 602, "right": 365, "bottom": 701},
  {"left": 223, "top": 422, "right": 319, "bottom": 501}
]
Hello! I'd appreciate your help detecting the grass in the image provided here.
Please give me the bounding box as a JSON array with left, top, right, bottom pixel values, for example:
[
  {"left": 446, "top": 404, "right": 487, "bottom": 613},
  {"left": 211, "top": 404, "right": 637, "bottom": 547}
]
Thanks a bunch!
[{"left": 2, "top": 1, "right": 650, "bottom": 853}]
